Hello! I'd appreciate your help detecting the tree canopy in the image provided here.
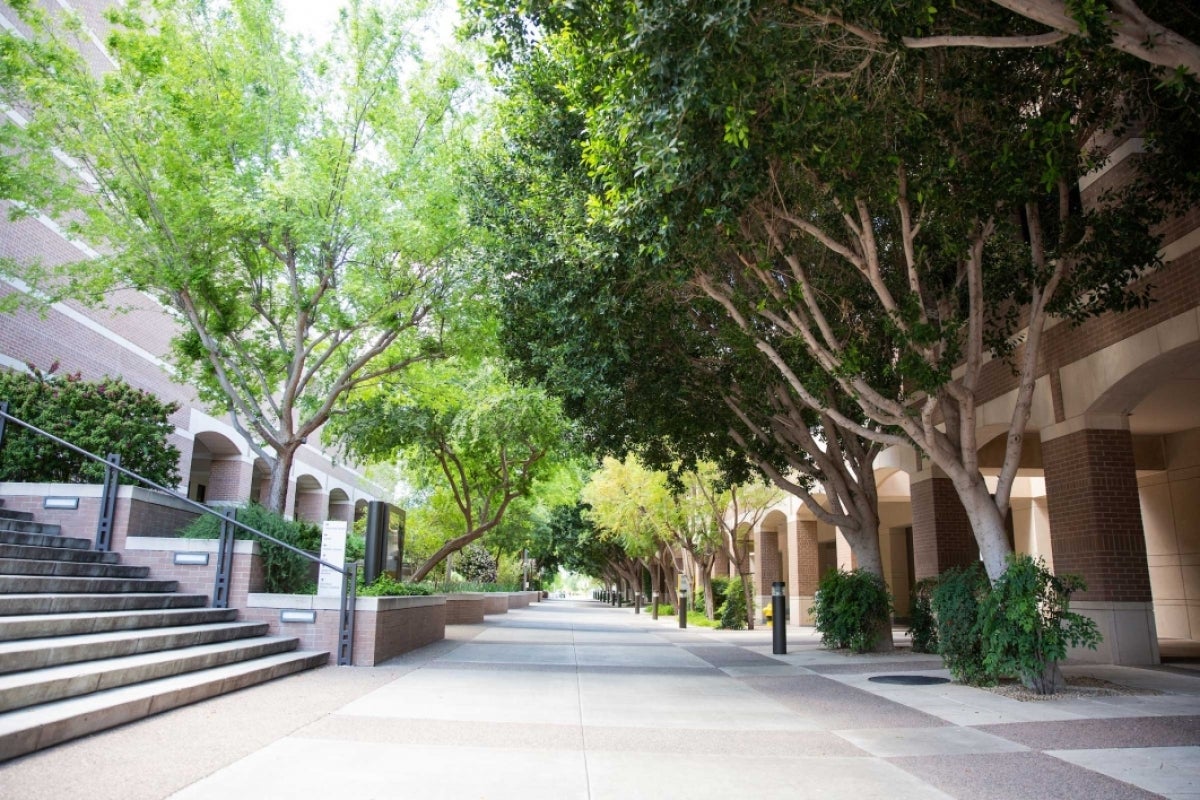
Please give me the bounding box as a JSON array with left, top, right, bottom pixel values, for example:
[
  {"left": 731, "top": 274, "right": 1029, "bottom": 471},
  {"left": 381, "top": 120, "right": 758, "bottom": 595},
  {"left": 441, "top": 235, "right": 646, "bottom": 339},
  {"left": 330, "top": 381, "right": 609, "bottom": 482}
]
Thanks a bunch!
[{"left": 2, "top": 0, "right": 479, "bottom": 509}]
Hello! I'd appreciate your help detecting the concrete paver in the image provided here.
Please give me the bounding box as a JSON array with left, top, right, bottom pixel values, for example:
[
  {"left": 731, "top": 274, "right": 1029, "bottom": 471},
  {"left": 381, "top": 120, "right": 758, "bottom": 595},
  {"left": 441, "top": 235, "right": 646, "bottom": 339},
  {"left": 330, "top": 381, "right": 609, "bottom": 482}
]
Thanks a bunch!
[{"left": 3, "top": 599, "right": 1200, "bottom": 799}]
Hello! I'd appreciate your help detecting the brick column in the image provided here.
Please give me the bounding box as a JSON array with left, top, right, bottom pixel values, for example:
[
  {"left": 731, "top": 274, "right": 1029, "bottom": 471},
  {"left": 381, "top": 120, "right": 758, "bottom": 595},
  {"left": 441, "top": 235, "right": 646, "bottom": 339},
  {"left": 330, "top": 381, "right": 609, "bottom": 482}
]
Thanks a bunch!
[
  {"left": 788, "top": 519, "right": 820, "bottom": 624},
  {"left": 206, "top": 456, "right": 256, "bottom": 504},
  {"left": 711, "top": 547, "right": 730, "bottom": 578},
  {"left": 753, "top": 527, "right": 781, "bottom": 624},
  {"left": 1042, "top": 418, "right": 1158, "bottom": 665},
  {"left": 910, "top": 470, "right": 979, "bottom": 580},
  {"left": 294, "top": 490, "right": 329, "bottom": 524}
]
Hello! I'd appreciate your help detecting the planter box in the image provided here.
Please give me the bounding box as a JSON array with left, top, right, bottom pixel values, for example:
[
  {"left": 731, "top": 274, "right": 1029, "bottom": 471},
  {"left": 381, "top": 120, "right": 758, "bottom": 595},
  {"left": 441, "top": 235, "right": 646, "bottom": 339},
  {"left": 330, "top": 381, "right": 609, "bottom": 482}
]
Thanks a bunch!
[
  {"left": 243, "top": 593, "right": 446, "bottom": 666},
  {"left": 482, "top": 593, "right": 509, "bottom": 615},
  {"left": 507, "top": 592, "right": 532, "bottom": 609},
  {"left": 444, "top": 593, "right": 486, "bottom": 625}
]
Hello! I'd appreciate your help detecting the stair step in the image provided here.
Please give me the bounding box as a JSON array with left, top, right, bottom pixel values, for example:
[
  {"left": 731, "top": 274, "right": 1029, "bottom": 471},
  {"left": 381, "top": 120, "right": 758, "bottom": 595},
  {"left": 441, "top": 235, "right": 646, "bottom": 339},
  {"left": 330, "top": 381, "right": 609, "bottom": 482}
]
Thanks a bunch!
[
  {"left": 0, "top": 575, "right": 178, "bottom": 595},
  {"left": 0, "top": 543, "right": 120, "bottom": 565},
  {"left": 0, "top": 635, "right": 300, "bottom": 712},
  {"left": 0, "top": 621, "right": 270, "bottom": 674},
  {"left": 0, "top": 509, "right": 34, "bottom": 523},
  {"left": 0, "top": 558, "right": 148, "bottom": 580},
  {"left": 0, "top": 520, "right": 64, "bottom": 536},
  {"left": 0, "top": 530, "right": 85, "bottom": 550},
  {"left": 0, "top": 593, "right": 209, "bottom": 616},
  {"left": 0, "top": 649, "right": 329, "bottom": 760},
  {"left": 0, "top": 606, "right": 238, "bottom": 641}
]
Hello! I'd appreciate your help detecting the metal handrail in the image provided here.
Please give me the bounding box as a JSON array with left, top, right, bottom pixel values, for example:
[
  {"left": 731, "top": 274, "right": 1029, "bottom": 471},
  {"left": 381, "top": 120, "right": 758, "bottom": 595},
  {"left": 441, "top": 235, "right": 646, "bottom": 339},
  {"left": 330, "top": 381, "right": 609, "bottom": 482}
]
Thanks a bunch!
[{"left": 0, "top": 401, "right": 357, "bottom": 665}]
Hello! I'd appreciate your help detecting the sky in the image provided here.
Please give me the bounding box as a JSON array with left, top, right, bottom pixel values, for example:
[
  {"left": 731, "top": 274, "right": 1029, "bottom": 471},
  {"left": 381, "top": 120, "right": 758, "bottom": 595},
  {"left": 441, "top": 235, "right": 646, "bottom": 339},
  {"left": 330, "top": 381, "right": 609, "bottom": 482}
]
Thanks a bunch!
[{"left": 277, "top": 0, "right": 459, "bottom": 48}]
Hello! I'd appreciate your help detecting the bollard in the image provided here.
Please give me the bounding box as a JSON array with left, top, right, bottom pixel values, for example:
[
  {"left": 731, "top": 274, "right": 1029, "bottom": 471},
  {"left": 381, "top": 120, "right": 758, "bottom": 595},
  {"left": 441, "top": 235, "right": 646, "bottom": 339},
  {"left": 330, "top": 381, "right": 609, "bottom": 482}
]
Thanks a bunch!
[
  {"left": 678, "top": 589, "right": 688, "bottom": 629},
  {"left": 772, "top": 581, "right": 787, "bottom": 655},
  {"left": 634, "top": 591, "right": 641, "bottom": 614},
  {"left": 651, "top": 591, "right": 659, "bottom": 620}
]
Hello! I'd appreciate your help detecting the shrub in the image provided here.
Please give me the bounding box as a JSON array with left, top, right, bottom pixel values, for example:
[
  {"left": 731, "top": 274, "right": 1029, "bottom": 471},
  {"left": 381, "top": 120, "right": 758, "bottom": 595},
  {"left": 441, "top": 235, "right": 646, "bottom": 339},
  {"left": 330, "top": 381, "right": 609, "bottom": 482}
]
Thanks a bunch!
[
  {"left": 718, "top": 577, "right": 748, "bottom": 630},
  {"left": 181, "top": 503, "right": 321, "bottom": 594},
  {"left": 907, "top": 577, "right": 940, "bottom": 654},
  {"left": 710, "top": 576, "right": 732, "bottom": 611},
  {"left": 979, "top": 554, "right": 1101, "bottom": 694},
  {"left": 456, "top": 543, "right": 498, "bottom": 583},
  {"left": 358, "top": 573, "right": 434, "bottom": 597},
  {"left": 0, "top": 364, "right": 180, "bottom": 486},
  {"left": 811, "top": 568, "right": 892, "bottom": 653},
  {"left": 930, "top": 563, "right": 990, "bottom": 684}
]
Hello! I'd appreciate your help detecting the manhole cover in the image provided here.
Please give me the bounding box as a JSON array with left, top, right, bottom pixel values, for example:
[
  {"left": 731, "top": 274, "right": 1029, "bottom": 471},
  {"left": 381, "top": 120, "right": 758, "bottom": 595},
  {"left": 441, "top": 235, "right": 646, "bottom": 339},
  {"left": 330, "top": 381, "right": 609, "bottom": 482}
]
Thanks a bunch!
[{"left": 868, "top": 675, "right": 950, "bottom": 686}]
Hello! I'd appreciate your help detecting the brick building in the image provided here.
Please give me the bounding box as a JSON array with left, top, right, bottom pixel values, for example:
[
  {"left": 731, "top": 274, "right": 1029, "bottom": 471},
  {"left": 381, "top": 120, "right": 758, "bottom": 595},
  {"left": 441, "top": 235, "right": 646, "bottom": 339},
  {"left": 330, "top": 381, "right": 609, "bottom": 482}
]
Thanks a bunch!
[
  {"left": 0, "top": 0, "right": 383, "bottom": 525},
  {"left": 728, "top": 137, "right": 1200, "bottom": 667}
]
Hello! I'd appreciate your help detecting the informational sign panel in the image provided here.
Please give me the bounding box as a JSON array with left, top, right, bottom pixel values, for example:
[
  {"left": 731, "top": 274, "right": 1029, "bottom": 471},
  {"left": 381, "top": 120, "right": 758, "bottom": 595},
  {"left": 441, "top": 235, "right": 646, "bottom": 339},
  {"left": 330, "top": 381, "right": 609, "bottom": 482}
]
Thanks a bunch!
[{"left": 317, "top": 520, "right": 348, "bottom": 598}]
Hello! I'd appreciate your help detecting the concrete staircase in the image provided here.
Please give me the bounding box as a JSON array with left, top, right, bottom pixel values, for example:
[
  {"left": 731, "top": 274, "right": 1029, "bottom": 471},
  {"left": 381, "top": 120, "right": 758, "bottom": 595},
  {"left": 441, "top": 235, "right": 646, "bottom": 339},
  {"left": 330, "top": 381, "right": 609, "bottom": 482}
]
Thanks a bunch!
[{"left": 0, "top": 505, "right": 328, "bottom": 761}]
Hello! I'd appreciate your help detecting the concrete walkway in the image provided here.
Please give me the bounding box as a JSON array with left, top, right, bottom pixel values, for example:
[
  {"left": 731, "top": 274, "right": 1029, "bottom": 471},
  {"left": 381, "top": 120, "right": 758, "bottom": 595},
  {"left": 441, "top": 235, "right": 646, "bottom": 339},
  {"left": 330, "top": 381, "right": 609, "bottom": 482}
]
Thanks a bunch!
[{"left": 3, "top": 599, "right": 1200, "bottom": 799}]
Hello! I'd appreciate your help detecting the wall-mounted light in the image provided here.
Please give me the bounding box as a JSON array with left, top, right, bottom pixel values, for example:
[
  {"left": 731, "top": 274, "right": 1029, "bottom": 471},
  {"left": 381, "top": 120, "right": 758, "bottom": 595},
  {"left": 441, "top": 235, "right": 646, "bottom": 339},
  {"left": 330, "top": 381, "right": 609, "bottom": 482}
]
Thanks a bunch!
[
  {"left": 43, "top": 497, "right": 79, "bottom": 510},
  {"left": 173, "top": 552, "right": 210, "bottom": 566},
  {"left": 280, "top": 609, "right": 317, "bottom": 624}
]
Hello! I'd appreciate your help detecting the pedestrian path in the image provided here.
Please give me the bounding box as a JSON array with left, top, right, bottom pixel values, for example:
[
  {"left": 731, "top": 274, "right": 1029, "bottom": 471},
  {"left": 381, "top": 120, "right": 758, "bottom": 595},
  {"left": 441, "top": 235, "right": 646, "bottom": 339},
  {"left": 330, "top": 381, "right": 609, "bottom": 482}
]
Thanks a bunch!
[{"left": 3, "top": 599, "right": 1199, "bottom": 799}]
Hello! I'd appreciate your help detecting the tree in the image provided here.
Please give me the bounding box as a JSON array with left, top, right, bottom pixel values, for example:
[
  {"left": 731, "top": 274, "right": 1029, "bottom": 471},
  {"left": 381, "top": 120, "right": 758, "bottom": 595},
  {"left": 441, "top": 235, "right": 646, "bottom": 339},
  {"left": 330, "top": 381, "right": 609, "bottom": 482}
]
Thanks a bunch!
[
  {"left": 474, "top": 0, "right": 1185, "bottom": 582},
  {"left": 331, "top": 360, "right": 572, "bottom": 582},
  {"left": 2, "top": 0, "right": 476, "bottom": 510},
  {"left": 796, "top": 0, "right": 1200, "bottom": 80},
  {"left": 464, "top": 12, "right": 897, "bottom": 611},
  {"left": 695, "top": 476, "right": 785, "bottom": 631}
]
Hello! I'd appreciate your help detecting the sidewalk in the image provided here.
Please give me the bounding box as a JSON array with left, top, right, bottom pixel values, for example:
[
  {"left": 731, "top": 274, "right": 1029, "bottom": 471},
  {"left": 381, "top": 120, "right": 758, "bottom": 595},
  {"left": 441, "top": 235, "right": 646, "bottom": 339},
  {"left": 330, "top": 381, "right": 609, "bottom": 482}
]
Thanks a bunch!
[{"left": 2, "top": 599, "right": 1198, "bottom": 799}]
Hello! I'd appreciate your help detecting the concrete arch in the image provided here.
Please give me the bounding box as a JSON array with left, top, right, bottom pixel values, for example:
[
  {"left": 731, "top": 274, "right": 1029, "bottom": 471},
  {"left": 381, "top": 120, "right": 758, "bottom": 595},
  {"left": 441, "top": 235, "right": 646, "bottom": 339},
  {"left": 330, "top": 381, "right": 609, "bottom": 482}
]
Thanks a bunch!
[
  {"left": 187, "top": 431, "right": 250, "bottom": 503},
  {"left": 1089, "top": 337, "right": 1200, "bottom": 429}
]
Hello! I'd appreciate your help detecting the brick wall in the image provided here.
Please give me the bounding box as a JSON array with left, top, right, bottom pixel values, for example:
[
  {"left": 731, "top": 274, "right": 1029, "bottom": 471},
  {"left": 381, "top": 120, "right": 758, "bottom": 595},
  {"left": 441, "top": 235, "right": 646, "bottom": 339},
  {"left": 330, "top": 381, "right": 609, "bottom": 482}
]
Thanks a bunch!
[
  {"left": 1043, "top": 428, "right": 1153, "bottom": 603},
  {"left": 910, "top": 476, "right": 979, "bottom": 580},
  {"left": 445, "top": 594, "right": 486, "bottom": 624},
  {"left": 794, "top": 520, "right": 820, "bottom": 596}
]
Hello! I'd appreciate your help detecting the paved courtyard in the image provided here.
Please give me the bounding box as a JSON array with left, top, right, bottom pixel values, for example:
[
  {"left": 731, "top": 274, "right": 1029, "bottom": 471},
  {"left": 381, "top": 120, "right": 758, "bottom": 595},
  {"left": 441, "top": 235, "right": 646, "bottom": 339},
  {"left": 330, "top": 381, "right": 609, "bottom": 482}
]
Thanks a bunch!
[{"left": 3, "top": 599, "right": 1200, "bottom": 799}]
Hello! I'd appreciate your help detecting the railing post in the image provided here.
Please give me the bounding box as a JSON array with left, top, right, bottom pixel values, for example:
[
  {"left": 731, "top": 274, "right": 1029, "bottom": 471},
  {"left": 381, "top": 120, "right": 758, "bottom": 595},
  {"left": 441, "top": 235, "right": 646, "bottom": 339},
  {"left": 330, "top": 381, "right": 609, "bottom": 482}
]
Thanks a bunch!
[
  {"left": 338, "top": 562, "right": 357, "bottom": 666},
  {"left": 212, "top": 507, "right": 236, "bottom": 609},
  {"left": 0, "top": 400, "right": 8, "bottom": 452},
  {"left": 95, "top": 453, "right": 121, "bottom": 552}
]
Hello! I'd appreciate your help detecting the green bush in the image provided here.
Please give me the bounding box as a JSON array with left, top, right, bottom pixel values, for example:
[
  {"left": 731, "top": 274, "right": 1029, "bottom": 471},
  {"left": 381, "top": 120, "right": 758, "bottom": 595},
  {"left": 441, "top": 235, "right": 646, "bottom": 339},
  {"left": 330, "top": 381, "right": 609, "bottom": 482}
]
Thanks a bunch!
[
  {"left": 456, "top": 543, "right": 498, "bottom": 583},
  {"left": 811, "top": 568, "right": 892, "bottom": 653},
  {"left": 717, "top": 576, "right": 748, "bottom": 630},
  {"left": 710, "top": 576, "right": 732, "bottom": 611},
  {"left": 0, "top": 364, "right": 180, "bottom": 486},
  {"left": 979, "top": 554, "right": 1101, "bottom": 694},
  {"left": 907, "top": 577, "right": 940, "bottom": 654},
  {"left": 181, "top": 503, "right": 321, "bottom": 594},
  {"left": 930, "top": 563, "right": 991, "bottom": 684},
  {"left": 358, "top": 573, "right": 434, "bottom": 597}
]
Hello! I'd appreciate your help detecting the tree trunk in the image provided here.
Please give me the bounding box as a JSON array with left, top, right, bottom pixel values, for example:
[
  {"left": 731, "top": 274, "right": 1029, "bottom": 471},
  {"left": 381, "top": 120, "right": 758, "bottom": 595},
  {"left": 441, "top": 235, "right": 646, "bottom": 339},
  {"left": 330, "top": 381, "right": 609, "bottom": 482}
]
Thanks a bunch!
[
  {"left": 701, "top": 569, "right": 715, "bottom": 620},
  {"left": 740, "top": 567, "right": 755, "bottom": 630},
  {"left": 263, "top": 444, "right": 298, "bottom": 514},
  {"left": 954, "top": 476, "right": 1012, "bottom": 581},
  {"left": 838, "top": 513, "right": 894, "bottom": 652}
]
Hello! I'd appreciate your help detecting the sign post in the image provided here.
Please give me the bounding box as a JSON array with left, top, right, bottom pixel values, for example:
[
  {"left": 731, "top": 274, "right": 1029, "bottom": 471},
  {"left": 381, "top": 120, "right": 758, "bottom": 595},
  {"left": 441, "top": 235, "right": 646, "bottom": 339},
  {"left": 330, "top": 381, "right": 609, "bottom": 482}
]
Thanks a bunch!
[{"left": 317, "top": 520, "right": 348, "bottom": 598}]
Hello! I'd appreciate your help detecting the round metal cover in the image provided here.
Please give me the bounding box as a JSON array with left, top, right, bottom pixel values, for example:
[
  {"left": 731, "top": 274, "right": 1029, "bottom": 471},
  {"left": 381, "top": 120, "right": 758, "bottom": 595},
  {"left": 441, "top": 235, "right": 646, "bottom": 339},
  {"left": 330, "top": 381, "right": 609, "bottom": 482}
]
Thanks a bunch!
[{"left": 868, "top": 675, "right": 950, "bottom": 686}]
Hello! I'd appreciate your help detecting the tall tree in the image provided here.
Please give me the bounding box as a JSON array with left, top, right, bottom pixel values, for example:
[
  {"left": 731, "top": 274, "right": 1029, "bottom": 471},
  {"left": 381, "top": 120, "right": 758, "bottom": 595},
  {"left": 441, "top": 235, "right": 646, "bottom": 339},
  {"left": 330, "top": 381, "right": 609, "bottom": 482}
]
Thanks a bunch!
[
  {"left": 464, "top": 18, "right": 897, "bottom": 612},
  {"left": 2, "top": 0, "right": 475, "bottom": 509},
  {"left": 331, "top": 360, "right": 573, "bottom": 582},
  {"left": 474, "top": 0, "right": 1186, "bottom": 581}
]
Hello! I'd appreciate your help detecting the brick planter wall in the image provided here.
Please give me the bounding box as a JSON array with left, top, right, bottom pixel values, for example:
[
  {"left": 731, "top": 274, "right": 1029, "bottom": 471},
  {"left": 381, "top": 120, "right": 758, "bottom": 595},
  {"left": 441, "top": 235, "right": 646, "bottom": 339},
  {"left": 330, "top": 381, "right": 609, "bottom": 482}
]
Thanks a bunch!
[
  {"left": 445, "top": 593, "right": 485, "bottom": 624},
  {"left": 482, "top": 594, "right": 509, "bottom": 615},
  {"left": 242, "top": 594, "right": 447, "bottom": 666}
]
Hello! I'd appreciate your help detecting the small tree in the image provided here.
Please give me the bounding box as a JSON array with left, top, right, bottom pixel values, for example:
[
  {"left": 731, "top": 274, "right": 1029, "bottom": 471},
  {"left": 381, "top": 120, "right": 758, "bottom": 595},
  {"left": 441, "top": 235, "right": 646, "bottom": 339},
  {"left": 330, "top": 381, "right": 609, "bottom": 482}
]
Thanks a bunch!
[
  {"left": 457, "top": 542, "right": 499, "bottom": 583},
  {"left": 0, "top": 364, "right": 180, "bottom": 486},
  {"left": 980, "top": 554, "right": 1101, "bottom": 694},
  {"left": 811, "top": 568, "right": 893, "bottom": 654}
]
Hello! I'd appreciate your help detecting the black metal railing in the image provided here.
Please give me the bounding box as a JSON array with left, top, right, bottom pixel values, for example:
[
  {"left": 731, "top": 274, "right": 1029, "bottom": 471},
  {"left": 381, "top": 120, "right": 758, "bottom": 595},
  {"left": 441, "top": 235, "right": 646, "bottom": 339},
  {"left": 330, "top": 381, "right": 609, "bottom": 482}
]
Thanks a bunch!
[{"left": 0, "top": 401, "right": 357, "bottom": 665}]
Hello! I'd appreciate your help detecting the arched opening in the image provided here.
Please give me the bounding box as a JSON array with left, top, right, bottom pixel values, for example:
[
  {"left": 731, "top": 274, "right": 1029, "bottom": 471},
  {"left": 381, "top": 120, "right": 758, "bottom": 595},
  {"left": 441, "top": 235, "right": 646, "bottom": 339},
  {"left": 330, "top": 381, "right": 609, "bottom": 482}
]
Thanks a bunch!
[
  {"left": 327, "top": 487, "right": 352, "bottom": 524},
  {"left": 293, "top": 473, "right": 326, "bottom": 524},
  {"left": 186, "top": 432, "right": 245, "bottom": 504}
]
